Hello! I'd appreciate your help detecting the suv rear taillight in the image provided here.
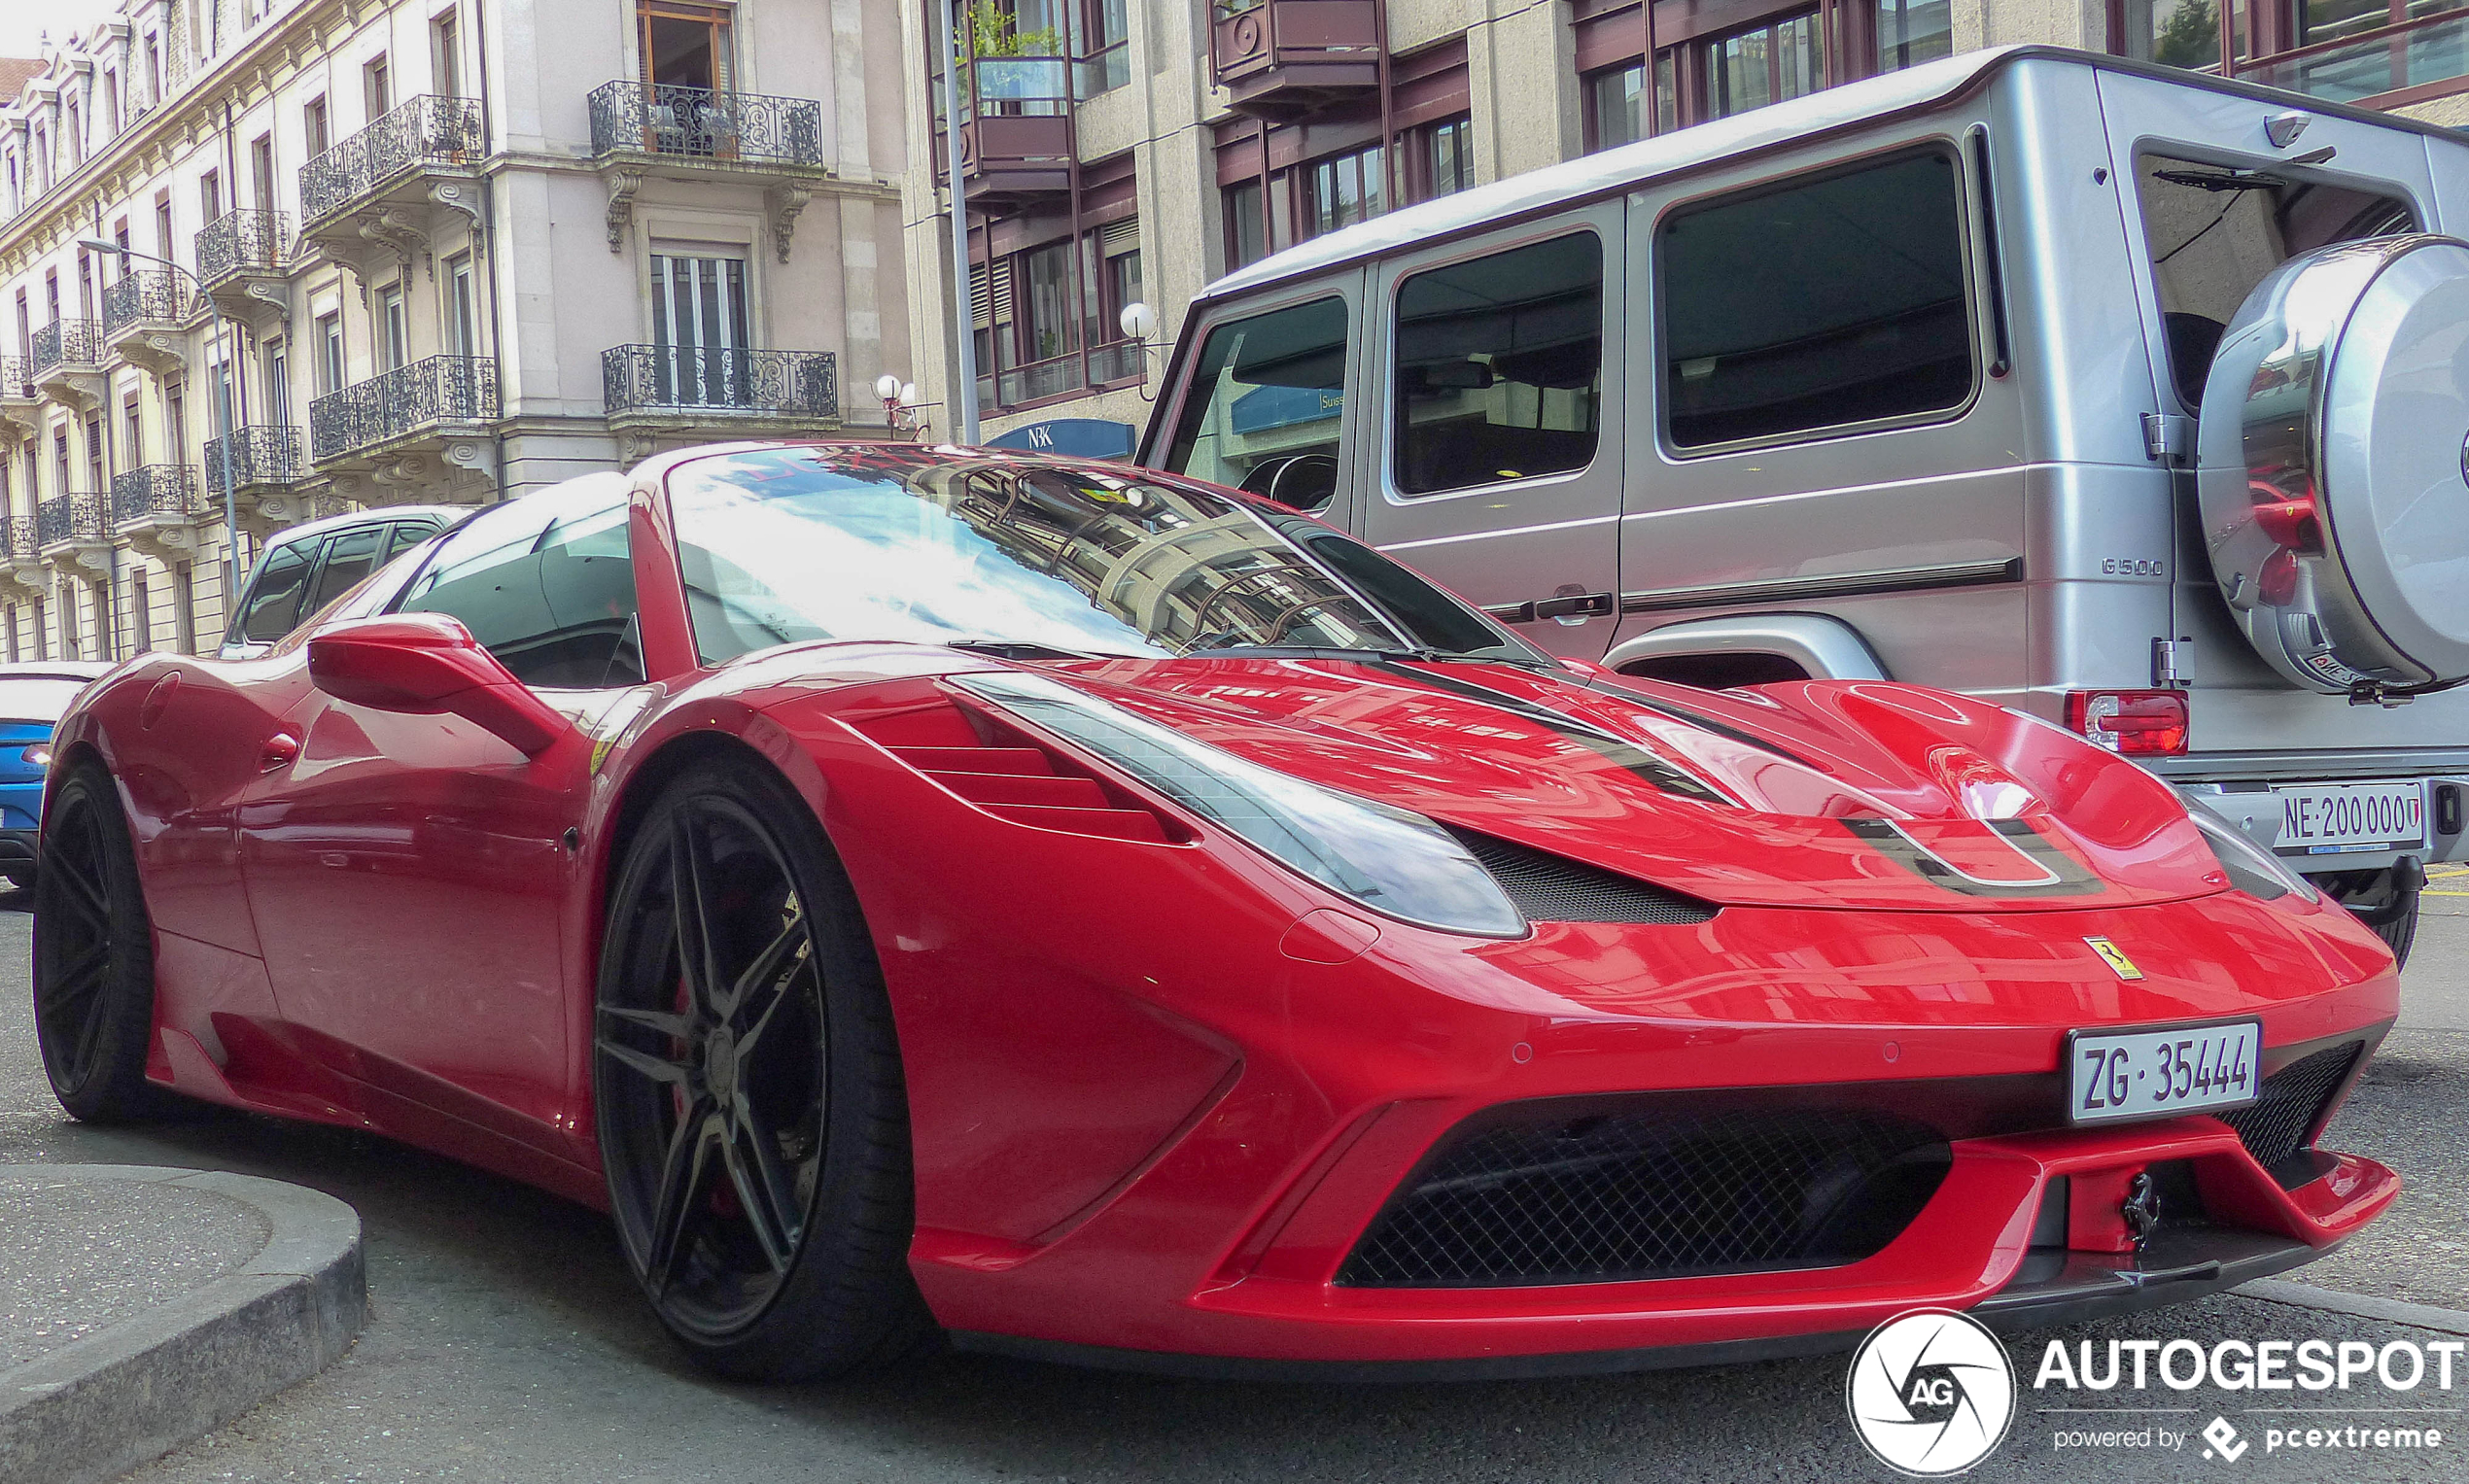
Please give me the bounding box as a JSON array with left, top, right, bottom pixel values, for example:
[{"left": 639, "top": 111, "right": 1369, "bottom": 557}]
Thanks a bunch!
[{"left": 2064, "top": 690, "right": 2188, "bottom": 756}]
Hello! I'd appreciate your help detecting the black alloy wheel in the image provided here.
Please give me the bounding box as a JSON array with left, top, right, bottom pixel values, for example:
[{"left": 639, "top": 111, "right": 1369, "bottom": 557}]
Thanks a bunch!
[
  {"left": 32, "top": 764, "right": 163, "bottom": 1122},
  {"left": 594, "top": 759, "right": 929, "bottom": 1379}
]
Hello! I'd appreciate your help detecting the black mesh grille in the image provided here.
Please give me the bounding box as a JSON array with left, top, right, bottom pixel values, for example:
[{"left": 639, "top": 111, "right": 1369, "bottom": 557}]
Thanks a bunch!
[
  {"left": 1449, "top": 830, "right": 1719, "bottom": 925},
  {"left": 2219, "top": 1043, "right": 2361, "bottom": 1172},
  {"left": 1339, "top": 1106, "right": 1949, "bottom": 1288}
]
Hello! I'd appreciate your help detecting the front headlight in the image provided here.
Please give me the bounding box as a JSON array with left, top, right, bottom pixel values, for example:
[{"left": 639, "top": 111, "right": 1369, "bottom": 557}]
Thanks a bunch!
[
  {"left": 18, "top": 744, "right": 50, "bottom": 771},
  {"left": 2182, "top": 793, "right": 2320, "bottom": 904},
  {"left": 954, "top": 671, "right": 1527, "bottom": 938}
]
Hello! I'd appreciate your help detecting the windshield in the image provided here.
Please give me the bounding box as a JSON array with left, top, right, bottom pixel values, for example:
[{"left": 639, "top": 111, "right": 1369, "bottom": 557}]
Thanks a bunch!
[
  {"left": 0, "top": 678, "right": 92, "bottom": 722},
  {"left": 663, "top": 448, "right": 1544, "bottom": 667}
]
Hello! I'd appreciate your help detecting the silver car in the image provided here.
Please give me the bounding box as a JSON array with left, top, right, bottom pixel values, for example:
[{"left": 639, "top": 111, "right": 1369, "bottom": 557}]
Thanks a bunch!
[
  {"left": 1139, "top": 45, "right": 2469, "bottom": 961},
  {"left": 220, "top": 506, "right": 467, "bottom": 660}
]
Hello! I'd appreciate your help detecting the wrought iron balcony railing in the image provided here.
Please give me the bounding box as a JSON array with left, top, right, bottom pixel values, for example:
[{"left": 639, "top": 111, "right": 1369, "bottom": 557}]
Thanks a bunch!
[
  {"left": 3, "top": 519, "right": 32, "bottom": 561},
  {"left": 0, "top": 355, "right": 29, "bottom": 397},
  {"left": 586, "top": 81, "right": 825, "bottom": 167},
  {"left": 309, "top": 355, "right": 500, "bottom": 461},
  {"left": 602, "top": 345, "right": 838, "bottom": 420},
  {"left": 197, "top": 210, "right": 292, "bottom": 285},
  {"left": 37, "top": 493, "right": 108, "bottom": 546},
  {"left": 203, "top": 425, "right": 307, "bottom": 492},
  {"left": 300, "top": 95, "right": 486, "bottom": 224},
  {"left": 30, "top": 320, "right": 104, "bottom": 377},
  {"left": 103, "top": 270, "right": 191, "bottom": 336},
  {"left": 111, "top": 465, "right": 201, "bottom": 527}
]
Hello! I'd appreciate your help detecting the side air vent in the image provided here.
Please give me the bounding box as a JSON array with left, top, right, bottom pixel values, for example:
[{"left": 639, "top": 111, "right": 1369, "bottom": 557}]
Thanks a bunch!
[
  {"left": 1448, "top": 829, "right": 1719, "bottom": 925},
  {"left": 848, "top": 698, "right": 1183, "bottom": 845}
]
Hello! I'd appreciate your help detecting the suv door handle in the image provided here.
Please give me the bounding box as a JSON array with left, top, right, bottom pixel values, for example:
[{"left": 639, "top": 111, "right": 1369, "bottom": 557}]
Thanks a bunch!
[{"left": 1499, "top": 591, "right": 1616, "bottom": 624}]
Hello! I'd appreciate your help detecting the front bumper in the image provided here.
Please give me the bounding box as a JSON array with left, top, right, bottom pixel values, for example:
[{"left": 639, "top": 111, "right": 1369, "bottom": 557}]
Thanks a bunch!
[{"left": 899, "top": 884, "right": 2400, "bottom": 1371}]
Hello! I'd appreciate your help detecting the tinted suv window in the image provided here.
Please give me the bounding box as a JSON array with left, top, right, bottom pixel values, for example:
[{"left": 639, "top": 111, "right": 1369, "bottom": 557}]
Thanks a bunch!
[
  {"left": 304, "top": 527, "right": 385, "bottom": 615},
  {"left": 2136, "top": 155, "right": 2414, "bottom": 408},
  {"left": 395, "top": 476, "right": 643, "bottom": 687},
  {"left": 1659, "top": 151, "right": 1973, "bottom": 450},
  {"left": 234, "top": 539, "right": 317, "bottom": 643},
  {"left": 1393, "top": 232, "right": 1602, "bottom": 495},
  {"left": 384, "top": 521, "right": 436, "bottom": 559},
  {"left": 1160, "top": 296, "right": 1348, "bottom": 513}
]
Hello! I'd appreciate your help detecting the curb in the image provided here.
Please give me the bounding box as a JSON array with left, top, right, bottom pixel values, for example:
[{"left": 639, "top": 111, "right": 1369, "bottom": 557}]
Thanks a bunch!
[
  {"left": 0, "top": 1165, "right": 365, "bottom": 1484},
  {"left": 2235, "top": 1278, "right": 2469, "bottom": 1337}
]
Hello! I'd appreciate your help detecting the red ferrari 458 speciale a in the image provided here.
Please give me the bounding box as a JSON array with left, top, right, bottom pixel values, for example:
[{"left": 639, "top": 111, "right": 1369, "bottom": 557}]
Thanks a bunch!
[{"left": 32, "top": 444, "right": 2397, "bottom": 1380}]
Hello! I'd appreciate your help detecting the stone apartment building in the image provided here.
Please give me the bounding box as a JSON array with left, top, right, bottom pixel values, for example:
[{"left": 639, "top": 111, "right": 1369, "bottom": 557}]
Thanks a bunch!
[
  {"left": 891, "top": 0, "right": 2469, "bottom": 444},
  {"left": 0, "top": 0, "right": 909, "bottom": 662}
]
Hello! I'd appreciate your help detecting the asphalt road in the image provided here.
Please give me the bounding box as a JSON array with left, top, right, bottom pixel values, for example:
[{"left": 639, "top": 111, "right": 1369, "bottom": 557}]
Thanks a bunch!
[{"left": 4, "top": 891, "right": 2469, "bottom": 1484}]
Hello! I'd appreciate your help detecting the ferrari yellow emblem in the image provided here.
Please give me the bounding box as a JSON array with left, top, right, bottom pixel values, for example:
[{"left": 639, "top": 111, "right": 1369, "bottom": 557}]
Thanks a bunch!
[
  {"left": 590, "top": 736, "right": 616, "bottom": 777},
  {"left": 2084, "top": 937, "right": 2143, "bottom": 982}
]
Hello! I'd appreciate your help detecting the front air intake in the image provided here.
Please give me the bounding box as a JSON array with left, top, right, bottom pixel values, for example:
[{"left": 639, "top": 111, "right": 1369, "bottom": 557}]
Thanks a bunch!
[
  {"left": 2218, "top": 1042, "right": 2362, "bottom": 1179},
  {"left": 1339, "top": 1103, "right": 1949, "bottom": 1288},
  {"left": 1447, "top": 829, "right": 1719, "bottom": 925}
]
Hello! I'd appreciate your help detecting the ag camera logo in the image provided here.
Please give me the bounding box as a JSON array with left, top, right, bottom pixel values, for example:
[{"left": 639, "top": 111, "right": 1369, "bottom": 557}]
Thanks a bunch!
[{"left": 1847, "top": 1310, "right": 2017, "bottom": 1475}]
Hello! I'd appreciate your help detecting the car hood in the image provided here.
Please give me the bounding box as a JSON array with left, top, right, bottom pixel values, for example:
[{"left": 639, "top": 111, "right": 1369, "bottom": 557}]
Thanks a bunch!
[{"left": 1001, "top": 656, "right": 2231, "bottom": 913}]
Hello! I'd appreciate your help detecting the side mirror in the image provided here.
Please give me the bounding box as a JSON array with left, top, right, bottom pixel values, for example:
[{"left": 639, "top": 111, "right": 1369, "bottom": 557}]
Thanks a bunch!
[{"left": 307, "top": 613, "right": 570, "bottom": 757}]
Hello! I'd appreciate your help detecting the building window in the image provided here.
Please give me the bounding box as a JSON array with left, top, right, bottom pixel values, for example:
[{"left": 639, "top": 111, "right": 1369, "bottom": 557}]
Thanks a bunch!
[
  {"left": 156, "top": 197, "right": 175, "bottom": 261},
  {"left": 365, "top": 55, "right": 392, "bottom": 121},
  {"left": 65, "top": 103, "right": 82, "bottom": 168},
  {"left": 1704, "top": 12, "right": 1825, "bottom": 120},
  {"left": 649, "top": 252, "right": 749, "bottom": 406},
  {"left": 316, "top": 311, "right": 345, "bottom": 394},
  {"left": 1076, "top": 0, "right": 1130, "bottom": 94},
  {"left": 1305, "top": 145, "right": 1385, "bottom": 239},
  {"left": 166, "top": 384, "right": 187, "bottom": 460},
  {"left": 131, "top": 569, "right": 152, "bottom": 653},
  {"left": 304, "top": 97, "right": 330, "bottom": 159},
  {"left": 145, "top": 33, "right": 162, "bottom": 103},
  {"left": 122, "top": 397, "right": 142, "bottom": 467},
  {"left": 443, "top": 255, "right": 477, "bottom": 357},
  {"left": 250, "top": 134, "right": 276, "bottom": 211},
  {"left": 640, "top": 1, "right": 734, "bottom": 91},
  {"left": 377, "top": 283, "right": 408, "bottom": 371},
  {"left": 263, "top": 338, "right": 290, "bottom": 422},
  {"left": 172, "top": 563, "right": 195, "bottom": 654},
  {"left": 1417, "top": 117, "right": 1474, "bottom": 200},
  {"left": 33, "top": 597, "right": 48, "bottom": 660},
  {"left": 200, "top": 168, "right": 222, "bottom": 226},
  {"left": 1658, "top": 150, "right": 1972, "bottom": 450},
  {"left": 1876, "top": 0, "right": 1955, "bottom": 71},
  {"left": 1224, "top": 180, "right": 1269, "bottom": 270},
  {"left": 1585, "top": 57, "right": 1676, "bottom": 152},
  {"left": 434, "top": 11, "right": 463, "bottom": 100}
]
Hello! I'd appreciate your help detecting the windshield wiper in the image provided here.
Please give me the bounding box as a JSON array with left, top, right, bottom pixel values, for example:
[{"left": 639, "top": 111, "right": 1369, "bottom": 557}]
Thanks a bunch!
[
  {"left": 1178, "top": 642, "right": 1557, "bottom": 672},
  {"left": 940, "top": 638, "right": 1129, "bottom": 662}
]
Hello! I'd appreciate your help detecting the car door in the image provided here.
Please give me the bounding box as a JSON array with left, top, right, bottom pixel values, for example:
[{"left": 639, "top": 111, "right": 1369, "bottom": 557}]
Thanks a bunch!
[
  {"left": 1355, "top": 204, "right": 1625, "bottom": 659},
  {"left": 237, "top": 477, "right": 643, "bottom": 1134}
]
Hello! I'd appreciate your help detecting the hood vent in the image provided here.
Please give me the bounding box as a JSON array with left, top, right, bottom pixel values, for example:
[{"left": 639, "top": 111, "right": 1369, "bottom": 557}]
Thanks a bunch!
[{"left": 1448, "top": 829, "right": 1719, "bottom": 925}]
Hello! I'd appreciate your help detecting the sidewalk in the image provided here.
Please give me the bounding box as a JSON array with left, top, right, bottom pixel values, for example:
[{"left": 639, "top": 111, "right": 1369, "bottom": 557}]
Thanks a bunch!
[{"left": 0, "top": 1165, "right": 365, "bottom": 1484}]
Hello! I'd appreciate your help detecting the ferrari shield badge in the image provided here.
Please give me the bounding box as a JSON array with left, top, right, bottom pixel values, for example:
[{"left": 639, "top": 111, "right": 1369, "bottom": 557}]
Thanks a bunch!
[{"left": 2084, "top": 937, "right": 2143, "bottom": 982}]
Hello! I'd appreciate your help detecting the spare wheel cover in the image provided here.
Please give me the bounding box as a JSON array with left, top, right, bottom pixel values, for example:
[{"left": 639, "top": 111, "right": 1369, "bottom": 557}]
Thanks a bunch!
[{"left": 2196, "top": 233, "right": 2469, "bottom": 694}]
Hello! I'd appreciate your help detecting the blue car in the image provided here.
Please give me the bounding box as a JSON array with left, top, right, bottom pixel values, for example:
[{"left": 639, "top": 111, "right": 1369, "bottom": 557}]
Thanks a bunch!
[{"left": 0, "top": 663, "right": 112, "bottom": 887}]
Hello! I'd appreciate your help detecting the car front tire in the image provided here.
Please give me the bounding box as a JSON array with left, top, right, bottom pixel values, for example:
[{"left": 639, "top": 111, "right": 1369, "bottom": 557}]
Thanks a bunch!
[
  {"left": 592, "top": 757, "right": 932, "bottom": 1380},
  {"left": 32, "top": 764, "right": 163, "bottom": 1122}
]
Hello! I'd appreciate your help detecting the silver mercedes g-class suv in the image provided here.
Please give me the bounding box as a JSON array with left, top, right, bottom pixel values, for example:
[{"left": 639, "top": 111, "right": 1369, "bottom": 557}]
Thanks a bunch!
[{"left": 1138, "top": 45, "right": 2469, "bottom": 962}]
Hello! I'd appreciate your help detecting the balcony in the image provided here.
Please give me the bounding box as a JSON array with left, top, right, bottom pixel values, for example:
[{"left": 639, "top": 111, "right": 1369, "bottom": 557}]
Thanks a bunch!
[
  {"left": 102, "top": 270, "right": 195, "bottom": 376},
  {"left": 36, "top": 493, "right": 112, "bottom": 577},
  {"left": 1209, "top": 0, "right": 1380, "bottom": 119},
  {"left": 931, "top": 58, "right": 1075, "bottom": 205},
  {"left": 588, "top": 81, "right": 831, "bottom": 259},
  {"left": 197, "top": 210, "right": 294, "bottom": 335},
  {"left": 29, "top": 320, "right": 106, "bottom": 411},
  {"left": 977, "top": 338, "right": 1146, "bottom": 415},
  {"left": 112, "top": 464, "right": 210, "bottom": 561},
  {"left": 2233, "top": 9, "right": 2469, "bottom": 107},
  {"left": 602, "top": 344, "right": 838, "bottom": 465},
  {"left": 204, "top": 425, "right": 319, "bottom": 531},
  {"left": 0, "top": 519, "right": 46, "bottom": 597},
  {"left": 297, "top": 96, "right": 487, "bottom": 281},
  {"left": 308, "top": 355, "right": 500, "bottom": 499},
  {"left": 0, "top": 357, "right": 36, "bottom": 441}
]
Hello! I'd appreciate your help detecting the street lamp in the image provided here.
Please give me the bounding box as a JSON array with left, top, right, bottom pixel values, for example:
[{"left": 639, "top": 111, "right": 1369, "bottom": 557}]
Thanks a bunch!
[{"left": 77, "top": 239, "right": 243, "bottom": 602}]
